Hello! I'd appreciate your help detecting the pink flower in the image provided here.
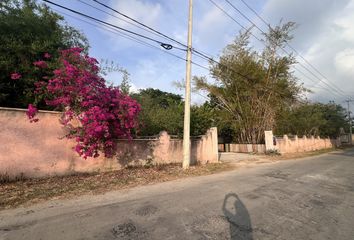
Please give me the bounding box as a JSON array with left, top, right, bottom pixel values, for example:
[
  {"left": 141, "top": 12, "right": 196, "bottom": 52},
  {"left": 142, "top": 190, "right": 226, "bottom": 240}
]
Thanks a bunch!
[
  {"left": 33, "top": 60, "right": 48, "bottom": 69},
  {"left": 26, "top": 104, "right": 39, "bottom": 123},
  {"left": 44, "top": 53, "right": 51, "bottom": 59},
  {"left": 10, "top": 72, "right": 21, "bottom": 80},
  {"left": 29, "top": 47, "right": 141, "bottom": 159}
]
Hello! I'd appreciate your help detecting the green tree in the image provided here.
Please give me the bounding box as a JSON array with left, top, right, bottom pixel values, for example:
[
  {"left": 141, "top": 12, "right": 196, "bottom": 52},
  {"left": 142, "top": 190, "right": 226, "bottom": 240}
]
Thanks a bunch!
[
  {"left": 131, "top": 88, "right": 184, "bottom": 136},
  {"left": 0, "top": 0, "right": 89, "bottom": 109},
  {"left": 275, "top": 102, "right": 348, "bottom": 138},
  {"left": 194, "top": 23, "right": 304, "bottom": 144},
  {"left": 190, "top": 103, "right": 215, "bottom": 136},
  {"left": 132, "top": 88, "right": 214, "bottom": 136}
]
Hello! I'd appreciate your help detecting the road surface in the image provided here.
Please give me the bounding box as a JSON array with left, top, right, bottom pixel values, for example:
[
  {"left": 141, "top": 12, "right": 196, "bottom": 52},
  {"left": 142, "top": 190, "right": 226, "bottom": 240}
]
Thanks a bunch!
[{"left": 1, "top": 148, "right": 354, "bottom": 240}]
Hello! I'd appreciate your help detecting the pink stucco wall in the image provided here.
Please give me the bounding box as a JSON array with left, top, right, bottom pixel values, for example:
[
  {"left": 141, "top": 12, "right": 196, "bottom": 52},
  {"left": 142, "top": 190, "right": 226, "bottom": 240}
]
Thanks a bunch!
[
  {"left": 275, "top": 135, "right": 339, "bottom": 154},
  {"left": 264, "top": 131, "right": 340, "bottom": 154},
  {"left": 0, "top": 108, "right": 218, "bottom": 179}
]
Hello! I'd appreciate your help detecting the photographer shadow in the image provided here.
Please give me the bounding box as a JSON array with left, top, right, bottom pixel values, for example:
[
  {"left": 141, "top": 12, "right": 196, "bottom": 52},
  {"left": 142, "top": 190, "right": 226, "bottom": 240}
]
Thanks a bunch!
[{"left": 222, "top": 193, "right": 253, "bottom": 240}]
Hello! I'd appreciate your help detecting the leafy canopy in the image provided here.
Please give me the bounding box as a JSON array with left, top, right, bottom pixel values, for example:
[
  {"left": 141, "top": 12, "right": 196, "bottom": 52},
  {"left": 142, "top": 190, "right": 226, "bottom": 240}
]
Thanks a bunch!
[
  {"left": 131, "top": 88, "right": 214, "bottom": 136},
  {"left": 0, "top": 0, "right": 89, "bottom": 108}
]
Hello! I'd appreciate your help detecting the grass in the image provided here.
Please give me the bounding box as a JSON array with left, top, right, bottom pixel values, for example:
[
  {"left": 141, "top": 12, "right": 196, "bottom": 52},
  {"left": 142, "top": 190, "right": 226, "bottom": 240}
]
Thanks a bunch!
[{"left": 0, "top": 162, "right": 233, "bottom": 210}]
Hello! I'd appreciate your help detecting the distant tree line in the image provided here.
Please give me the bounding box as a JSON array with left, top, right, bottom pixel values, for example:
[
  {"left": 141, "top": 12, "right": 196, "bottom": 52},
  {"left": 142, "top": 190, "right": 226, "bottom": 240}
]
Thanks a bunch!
[{"left": 274, "top": 102, "right": 349, "bottom": 138}]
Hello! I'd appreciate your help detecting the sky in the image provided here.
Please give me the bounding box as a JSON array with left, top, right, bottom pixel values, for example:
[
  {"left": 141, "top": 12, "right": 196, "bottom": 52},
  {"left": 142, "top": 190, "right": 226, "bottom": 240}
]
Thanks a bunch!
[{"left": 40, "top": 0, "right": 354, "bottom": 111}]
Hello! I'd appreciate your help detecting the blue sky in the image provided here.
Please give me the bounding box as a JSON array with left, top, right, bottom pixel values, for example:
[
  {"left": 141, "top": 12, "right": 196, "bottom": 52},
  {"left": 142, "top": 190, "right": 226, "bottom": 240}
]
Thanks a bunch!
[{"left": 39, "top": 0, "right": 354, "bottom": 109}]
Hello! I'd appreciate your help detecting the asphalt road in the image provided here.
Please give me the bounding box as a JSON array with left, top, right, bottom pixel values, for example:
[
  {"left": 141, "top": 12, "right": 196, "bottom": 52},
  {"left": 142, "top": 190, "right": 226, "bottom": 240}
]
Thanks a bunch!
[{"left": 1, "top": 149, "right": 354, "bottom": 240}]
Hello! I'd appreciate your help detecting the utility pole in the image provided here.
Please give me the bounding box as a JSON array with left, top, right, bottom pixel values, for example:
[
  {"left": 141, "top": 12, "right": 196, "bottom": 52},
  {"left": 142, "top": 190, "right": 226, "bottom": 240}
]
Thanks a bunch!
[
  {"left": 183, "top": 0, "right": 193, "bottom": 169},
  {"left": 345, "top": 99, "right": 353, "bottom": 145}
]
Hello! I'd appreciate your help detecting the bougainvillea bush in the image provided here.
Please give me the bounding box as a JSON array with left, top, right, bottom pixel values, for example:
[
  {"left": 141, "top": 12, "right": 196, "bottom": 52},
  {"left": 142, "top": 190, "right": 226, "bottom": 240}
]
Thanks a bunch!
[{"left": 28, "top": 48, "right": 140, "bottom": 159}]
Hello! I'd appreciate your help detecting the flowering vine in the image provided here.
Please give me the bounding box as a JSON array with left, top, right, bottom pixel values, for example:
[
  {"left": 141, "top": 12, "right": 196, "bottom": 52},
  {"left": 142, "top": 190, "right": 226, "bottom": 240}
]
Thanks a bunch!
[
  {"left": 28, "top": 48, "right": 140, "bottom": 159},
  {"left": 10, "top": 72, "right": 21, "bottom": 80},
  {"left": 26, "top": 104, "right": 39, "bottom": 123}
]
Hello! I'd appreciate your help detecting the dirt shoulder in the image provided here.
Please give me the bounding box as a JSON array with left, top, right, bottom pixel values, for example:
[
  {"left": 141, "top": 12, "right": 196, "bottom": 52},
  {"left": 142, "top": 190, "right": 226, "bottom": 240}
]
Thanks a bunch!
[
  {"left": 0, "top": 163, "right": 234, "bottom": 210},
  {"left": 2, "top": 147, "right": 349, "bottom": 211}
]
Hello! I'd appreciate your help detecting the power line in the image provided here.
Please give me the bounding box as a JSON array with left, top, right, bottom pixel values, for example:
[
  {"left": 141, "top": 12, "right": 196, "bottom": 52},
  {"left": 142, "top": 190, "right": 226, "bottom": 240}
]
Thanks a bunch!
[
  {"left": 91, "top": 0, "right": 219, "bottom": 61},
  {"left": 291, "top": 66, "right": 343, "bottom": 96},
  {"left": 53, "top": 0, "right": 259, "bottom": 83},
  {"left": 90, "top": 0, "right": 188, "bottom": 49},
  {"left": 238, "top": 0, "right": 269, "bottom": 27},
  {"left": 208, "top": 0, "right": 263, "bottom": 42},
  {"left": 56, "top": 10, "right": 174, "bottom": 55},
  {"left": 209, "top": 0, "right": 348, "bottom": 98},
  {"left": 76, "top": 0, "right": 163, "bottom": 39},
  {"left": 209, "top": 0, "right": 326, "bottom": 94},
  {"left": 87, "top": 0, "right": 217, "bottom": 61},
  {"left": 224, "top": 0, "right": 266, "bottom": 35},
  {"left": 208, "top": 1, "right": 311, "bottom": 83},
  {"left": 42, "top": 0, "right": 180, "bottom": 51},
  {"left": 209, "top": 0, "right": 344, "bottom": 99},
  {"left": 78, "top": 0, "right": 266, "bottom": 84},
  {"left": 223, "top": 0, "right": 347, "bottom": 97},
  {"left": 52, "top": 8, "right": 209, "bottom": 72},
  {"left": 235, "top": 0, "right": 349, "bottom": 97}
]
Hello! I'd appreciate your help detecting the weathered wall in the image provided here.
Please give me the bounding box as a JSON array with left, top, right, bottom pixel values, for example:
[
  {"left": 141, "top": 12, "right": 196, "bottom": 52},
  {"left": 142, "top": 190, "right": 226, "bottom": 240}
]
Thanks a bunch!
[
  {"left": 264, "top": 131, "right": 340, "bottom": 154},
  {"left": 0, "top": 108, "right": 218, "bottom": 179}
]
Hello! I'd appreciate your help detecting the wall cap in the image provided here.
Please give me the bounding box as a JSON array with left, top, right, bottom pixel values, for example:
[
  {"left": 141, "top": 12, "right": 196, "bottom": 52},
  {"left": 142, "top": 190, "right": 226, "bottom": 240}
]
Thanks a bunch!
[{"left": 0, "top": 106, "right": 62, "bottom": 114}]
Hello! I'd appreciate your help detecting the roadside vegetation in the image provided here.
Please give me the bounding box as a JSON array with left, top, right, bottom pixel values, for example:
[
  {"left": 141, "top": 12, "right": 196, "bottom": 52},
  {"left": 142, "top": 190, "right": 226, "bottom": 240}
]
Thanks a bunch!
[{"left": 0, "top": 163, "right": 233, "bottom": 210}]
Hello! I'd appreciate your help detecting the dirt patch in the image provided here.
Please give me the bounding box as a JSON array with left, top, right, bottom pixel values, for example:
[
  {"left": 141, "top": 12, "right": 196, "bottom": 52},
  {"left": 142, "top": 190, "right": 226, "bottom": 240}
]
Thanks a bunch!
[{"left": 0, "top": 163, "right": 234, "bottom": 210}]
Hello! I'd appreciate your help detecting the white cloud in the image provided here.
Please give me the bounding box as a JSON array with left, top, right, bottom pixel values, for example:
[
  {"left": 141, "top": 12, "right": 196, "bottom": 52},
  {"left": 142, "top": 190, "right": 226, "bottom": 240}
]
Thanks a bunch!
[
  {"left": 334, "top": 0, "right": 354, "bottom": 42},
  {"left": 335, "top": 48, "right": 354, "bottom": 75},
  {"left": 129, "top": 82, "right": 139, "bottom": 93},
  {"left": 107, "top": 0, "right": 161, "bottom": 28},
  {"left": 99, "top": 0, "right": 163, "bottom": 51},
  {"left": 197, "top": 6, "right": 226, "bottom": 37},
  {"left": 261, "top": 0, "right": 354, "bottom": 103}
]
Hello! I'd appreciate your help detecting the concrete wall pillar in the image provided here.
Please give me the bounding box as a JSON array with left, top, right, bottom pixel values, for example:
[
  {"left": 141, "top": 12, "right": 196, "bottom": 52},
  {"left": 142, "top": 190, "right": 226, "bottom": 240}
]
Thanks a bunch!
[
  {"left": 265, "top": 130, "right": 276, "bottom": 151},
  {"left": 210, "top": 127, "right": 219, "bottom": 162}
]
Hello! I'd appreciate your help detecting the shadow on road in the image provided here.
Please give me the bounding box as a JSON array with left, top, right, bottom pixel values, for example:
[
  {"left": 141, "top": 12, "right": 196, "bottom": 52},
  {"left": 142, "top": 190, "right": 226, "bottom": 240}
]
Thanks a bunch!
[{"left": 222, "top": 193, "right": 253, "bottom": 240}]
